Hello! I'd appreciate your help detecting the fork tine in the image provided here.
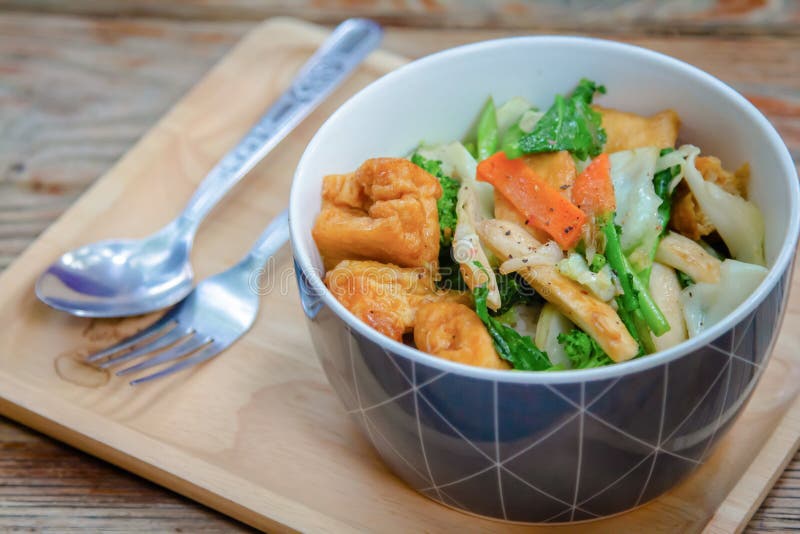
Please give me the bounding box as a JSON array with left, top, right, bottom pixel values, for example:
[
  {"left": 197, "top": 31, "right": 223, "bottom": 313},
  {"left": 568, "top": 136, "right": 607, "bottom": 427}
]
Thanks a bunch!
[
  {"left": 96, "top": 325, "right": 195, "bottom": 369},
  {"left": 129, "top": 343, "right": 223, "bottom": 386},
  {"left": 116, "top": 334, "right": 212, "bottom": 377},
  {"left": 85, "top": 316, "right": 177, "bottom": 363}
]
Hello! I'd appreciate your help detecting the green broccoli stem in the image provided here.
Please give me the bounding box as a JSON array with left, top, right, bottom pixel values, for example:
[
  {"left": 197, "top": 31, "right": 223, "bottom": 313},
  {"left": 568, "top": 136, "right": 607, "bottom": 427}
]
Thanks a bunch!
[
  {"left": 614, "top": 296, "right": 655, "bottom": 354},
  {"left": 630, "top": 264, "right": 670, "bottom": 337},
  {"left": 601, "top": 214, "right": 671, "bottom": 339},
  {"left": 614, "top": 298, "right": 639, "bottom": 342}
]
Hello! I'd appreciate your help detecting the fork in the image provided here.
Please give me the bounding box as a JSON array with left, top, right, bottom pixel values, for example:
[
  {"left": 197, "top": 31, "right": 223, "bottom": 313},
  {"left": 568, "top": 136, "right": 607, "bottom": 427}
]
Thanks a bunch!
[{"left": 85, "top": 210, "right": 289, "bottom": 385}]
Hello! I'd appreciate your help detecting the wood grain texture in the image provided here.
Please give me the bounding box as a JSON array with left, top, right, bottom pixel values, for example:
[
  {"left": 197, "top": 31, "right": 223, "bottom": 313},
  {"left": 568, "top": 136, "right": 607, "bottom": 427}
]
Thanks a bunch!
[
  {"left": 0, "top": 13, "right": 798, "bottom": 533},
  {"left": 0, "top": 0, "right": 798, "bottom": 34},
  {"left": 0, "top": 417, "right": 254, "bottom": 532},
  {"left": 0, "top": 14, "right": 249, "bottom": 270}
]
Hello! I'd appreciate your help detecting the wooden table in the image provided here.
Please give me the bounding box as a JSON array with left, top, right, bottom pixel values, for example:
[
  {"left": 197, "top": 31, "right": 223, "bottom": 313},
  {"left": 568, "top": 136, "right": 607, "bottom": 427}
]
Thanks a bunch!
[{"left": 0, "top": 3, "right": 797, "bottom": 531}]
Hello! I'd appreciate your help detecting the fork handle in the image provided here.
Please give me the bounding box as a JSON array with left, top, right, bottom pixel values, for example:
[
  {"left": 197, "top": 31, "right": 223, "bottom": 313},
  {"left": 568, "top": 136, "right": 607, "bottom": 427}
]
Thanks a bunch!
[
  {"left": 177, "top": 19, "right": 382, "bottom": 229},
  {"left": 248, "top": 209, "right": 290, "bottom": 264}
]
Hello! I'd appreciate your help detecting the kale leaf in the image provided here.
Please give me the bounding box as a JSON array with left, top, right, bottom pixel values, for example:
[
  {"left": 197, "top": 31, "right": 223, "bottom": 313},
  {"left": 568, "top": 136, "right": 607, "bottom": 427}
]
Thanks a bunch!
[
  {"left": 474, "top": 285, "right": 552, "bottom": 371},
  {"left": 494, "top": 272, "right": 536, "bottom": 316},
  {"left": 518, "top": 78, "right": 607, "bottom": 161},
  {"left": 435, "top": 246, "right": 467, "bottom": 291}
]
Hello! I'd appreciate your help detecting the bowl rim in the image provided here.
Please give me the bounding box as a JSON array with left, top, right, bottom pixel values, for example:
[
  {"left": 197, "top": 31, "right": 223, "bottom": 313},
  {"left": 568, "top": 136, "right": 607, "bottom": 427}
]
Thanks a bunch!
[{"left": 290, "top": 35, "right": 800, "bottom": 385}]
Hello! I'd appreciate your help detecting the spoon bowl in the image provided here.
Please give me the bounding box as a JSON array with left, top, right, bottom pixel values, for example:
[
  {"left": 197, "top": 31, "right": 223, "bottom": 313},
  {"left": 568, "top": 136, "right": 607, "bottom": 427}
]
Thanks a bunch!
[{"left": 36, "top": 222, "right": 194, "bottom": 317}]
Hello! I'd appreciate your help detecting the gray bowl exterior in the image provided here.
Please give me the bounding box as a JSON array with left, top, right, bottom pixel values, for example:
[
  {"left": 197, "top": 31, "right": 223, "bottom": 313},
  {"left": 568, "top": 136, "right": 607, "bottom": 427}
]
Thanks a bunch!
[{"left": 296, "top": 261, "right": 792, "bottom": 523}]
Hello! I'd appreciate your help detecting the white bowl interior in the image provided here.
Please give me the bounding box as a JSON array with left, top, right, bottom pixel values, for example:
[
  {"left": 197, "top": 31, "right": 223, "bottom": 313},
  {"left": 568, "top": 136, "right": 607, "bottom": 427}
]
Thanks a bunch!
[{"left": 290, "top": 36, "right": 798, "bottom": 382}]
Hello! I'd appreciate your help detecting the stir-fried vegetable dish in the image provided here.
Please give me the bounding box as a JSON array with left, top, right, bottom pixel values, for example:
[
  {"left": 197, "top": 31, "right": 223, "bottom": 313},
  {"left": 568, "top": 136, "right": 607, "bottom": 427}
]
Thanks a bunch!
[{"left": 312, "top": 79, "right": 768, "bottom": 371}]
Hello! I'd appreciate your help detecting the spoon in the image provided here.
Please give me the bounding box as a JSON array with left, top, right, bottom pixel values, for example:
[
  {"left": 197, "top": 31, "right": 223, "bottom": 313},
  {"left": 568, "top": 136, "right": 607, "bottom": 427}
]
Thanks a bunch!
[{"left": 36, "top": 18, "right": 382, "bottom": 318}]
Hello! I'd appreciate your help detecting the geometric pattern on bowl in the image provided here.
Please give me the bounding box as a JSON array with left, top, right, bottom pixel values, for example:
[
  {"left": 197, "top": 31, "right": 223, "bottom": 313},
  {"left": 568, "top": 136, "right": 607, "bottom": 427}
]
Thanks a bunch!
[{"left": 305, "top": 267, "right": 789, "bottom": 523}]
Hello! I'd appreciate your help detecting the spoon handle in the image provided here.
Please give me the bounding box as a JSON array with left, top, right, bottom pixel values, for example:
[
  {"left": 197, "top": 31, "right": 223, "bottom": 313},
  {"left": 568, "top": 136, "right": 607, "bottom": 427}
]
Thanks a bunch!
[{"left": 178, "top": 18, "right": 382, "bottom": 228}]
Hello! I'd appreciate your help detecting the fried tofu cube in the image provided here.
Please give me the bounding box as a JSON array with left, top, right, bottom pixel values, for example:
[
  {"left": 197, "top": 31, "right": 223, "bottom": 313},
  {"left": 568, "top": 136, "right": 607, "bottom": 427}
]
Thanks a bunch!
[
  {"left": 325, "top": 260, "right": 468, "bottom": 341},
  {"left": 313, "top": 158, "right": 442, "bottom": 270},
  {"left": 594, "top": 106, "right": 681, "bottom": 153},
  {"left": 414, "top": 302, "right": 509, "bottom": 369},
  {"left": 695, "top": 156, "right": 748, "bottom": 197},
  {"left": 670, "top": 156, "right": 749, "bottom": 240}
]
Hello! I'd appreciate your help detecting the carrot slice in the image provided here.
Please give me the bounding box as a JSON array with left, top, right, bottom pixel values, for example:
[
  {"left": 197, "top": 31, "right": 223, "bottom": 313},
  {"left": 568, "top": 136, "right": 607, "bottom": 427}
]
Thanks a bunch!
[
  {"left": 477, "top": 152, "right": 587, "bottom": 250},
  {"left": 571, "top": 153, "right": 615, "bottom": 217}
]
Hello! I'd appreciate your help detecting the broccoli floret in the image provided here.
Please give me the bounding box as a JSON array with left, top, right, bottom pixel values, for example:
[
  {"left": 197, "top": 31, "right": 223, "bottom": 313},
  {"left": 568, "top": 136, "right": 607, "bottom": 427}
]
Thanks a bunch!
[
  {"left": 589, "top": 253, "right": 607, "bottom": 273},
  {"left": 557, "top": 329, "right": 614, "bottom": 369},
  {"left": 411, "top": 153, "right": 459, "bottom": 247}
]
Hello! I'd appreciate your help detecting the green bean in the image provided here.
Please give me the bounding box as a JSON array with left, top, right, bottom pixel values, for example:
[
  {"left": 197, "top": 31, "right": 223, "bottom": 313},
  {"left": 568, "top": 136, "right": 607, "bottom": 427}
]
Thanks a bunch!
[{"left": 476, "top": 96, "right": 498, "bottom": 161}]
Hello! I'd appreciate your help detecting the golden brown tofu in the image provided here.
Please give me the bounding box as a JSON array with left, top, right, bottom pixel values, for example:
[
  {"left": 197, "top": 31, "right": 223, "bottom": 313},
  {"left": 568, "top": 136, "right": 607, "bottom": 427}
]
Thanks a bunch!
[
  {"left": 695, "top": 156, "right": 748, "bottom": 197},
  {"left": 478, "top": 219, "right": 639, "bottom": 362},
  {"left": 521, "top": 151, "right": 577, "bottom": 199},
  {"left": 670, "top": 156, "right": 749, "bottom": 240},
  {"left": 313, "top": 158, "right": 441, "bottom": 270},
  {"left": 670, "top": 181, "right": 714, "bottom": 240},
  {"left": 594, "top": 106, "right": 681, "bottom": 153},
  {"left": 325, "top": 260, "right": 467, "bottom": 341},
  {"left": 414, "top": 302, "right": 509, "bottom": 370}
]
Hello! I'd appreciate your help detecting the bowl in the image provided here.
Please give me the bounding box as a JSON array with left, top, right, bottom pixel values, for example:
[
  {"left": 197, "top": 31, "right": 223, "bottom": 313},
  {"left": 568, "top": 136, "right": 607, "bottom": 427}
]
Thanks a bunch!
[{"left": 289, "top": 36, "right": 799, "bottom": 523}]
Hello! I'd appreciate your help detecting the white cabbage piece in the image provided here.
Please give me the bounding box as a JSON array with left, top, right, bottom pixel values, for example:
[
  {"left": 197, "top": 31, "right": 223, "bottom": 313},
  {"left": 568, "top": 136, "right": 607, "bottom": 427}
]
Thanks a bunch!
[
  {"left": 453, "top": 185, "right": 500, "bottom": 309},
  {"left": 496, "top": 96, "right": 533, "bottom": 138},
  {"left": 675, "top": 145, "right": 765, "bottom": 266},
  {"left": 557, "top": 252, "right": 618, "bottom": 302},
  {"left": 417, "top": 141, "right": 494, "bottom": 217},
  {"left": 679, "top": 259, "right": 768, "bottom": 337},
  {"left": 655, "top": 149, "right": 687, "bottom": 193},
  {"left": 496, "top": 96, "right": 544, "bottom": 140},
  {"left": 609, "top": 147, "right": 662, "bottom": 271},
  {"left": 534, "top": 303, "right": 574, "bottom": 369}
]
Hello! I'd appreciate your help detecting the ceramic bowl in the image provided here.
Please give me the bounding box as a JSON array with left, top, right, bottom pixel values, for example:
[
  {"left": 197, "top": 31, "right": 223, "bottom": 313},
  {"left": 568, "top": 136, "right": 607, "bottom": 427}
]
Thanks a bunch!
[{"left": 289, "top": 36, "right": 799, "bottom": 522}]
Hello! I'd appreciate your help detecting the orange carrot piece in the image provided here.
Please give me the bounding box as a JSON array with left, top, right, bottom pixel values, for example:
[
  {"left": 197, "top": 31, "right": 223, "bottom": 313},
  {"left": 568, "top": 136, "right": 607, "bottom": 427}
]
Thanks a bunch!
[
  {"left": 477, "top": 152, "right": 587, "bottom": 250},
  {"left": 571, "top": 153, "right": 615, "bottom": 217}
]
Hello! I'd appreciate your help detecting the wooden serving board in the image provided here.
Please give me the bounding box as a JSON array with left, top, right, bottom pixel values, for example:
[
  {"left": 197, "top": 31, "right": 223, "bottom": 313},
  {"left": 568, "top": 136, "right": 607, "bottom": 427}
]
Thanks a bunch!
[{"left": 0, "top": 17, "right": 797, "bottom": 533}]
